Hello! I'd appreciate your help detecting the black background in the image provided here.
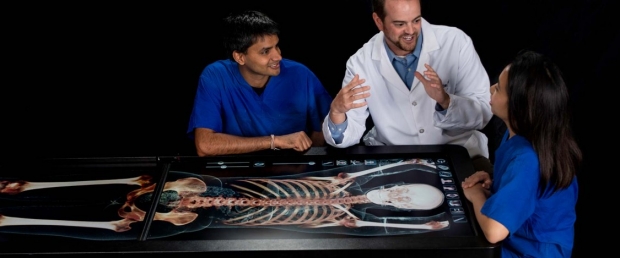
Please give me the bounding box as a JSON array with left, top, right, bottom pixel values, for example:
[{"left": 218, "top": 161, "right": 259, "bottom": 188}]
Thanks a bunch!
[{"left": 2, "top": 0, "right": 615, "bottom": 256}]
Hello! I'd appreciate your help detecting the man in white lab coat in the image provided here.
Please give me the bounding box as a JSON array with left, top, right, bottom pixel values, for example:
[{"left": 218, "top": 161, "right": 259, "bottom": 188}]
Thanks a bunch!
[{"left": 323, "top": 0, "right": 493, "bottom": 172}]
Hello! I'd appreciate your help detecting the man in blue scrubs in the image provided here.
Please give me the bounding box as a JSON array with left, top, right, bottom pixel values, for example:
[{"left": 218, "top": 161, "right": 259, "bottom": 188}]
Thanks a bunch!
[{"left": 187, "top": 10, "right": 333, "bottom": 156}]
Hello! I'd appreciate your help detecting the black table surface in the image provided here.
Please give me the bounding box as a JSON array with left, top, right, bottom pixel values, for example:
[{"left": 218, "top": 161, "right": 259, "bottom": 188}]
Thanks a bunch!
[{"left": 0, "top": 145, "right": 500, "bottom": 258}]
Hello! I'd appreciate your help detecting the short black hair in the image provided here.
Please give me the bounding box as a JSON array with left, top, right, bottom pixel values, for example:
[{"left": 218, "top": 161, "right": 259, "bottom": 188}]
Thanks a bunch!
[
  {"left": 222, "top": 10, "right": 280, "bottom": 60},
  {"left": 371, "top": 0, "right": 387, "bottom": 21}
]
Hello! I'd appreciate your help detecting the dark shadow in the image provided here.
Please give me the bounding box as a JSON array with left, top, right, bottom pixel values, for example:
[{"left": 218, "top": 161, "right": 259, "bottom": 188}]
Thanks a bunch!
[{"left": 480, "top": 115, "right": 507, "bottom": 164}]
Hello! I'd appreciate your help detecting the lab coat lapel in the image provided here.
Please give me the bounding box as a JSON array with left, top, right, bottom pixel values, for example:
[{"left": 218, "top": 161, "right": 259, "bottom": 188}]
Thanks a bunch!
[
  {"left": 372, "top": 32, "right": 410, "bottom": 95},
  {"left": 372, "top": 32, "right": 416, "bottom": 132},
  {"left": 411, "top": 18, "right": 439, "bottom": 92}
]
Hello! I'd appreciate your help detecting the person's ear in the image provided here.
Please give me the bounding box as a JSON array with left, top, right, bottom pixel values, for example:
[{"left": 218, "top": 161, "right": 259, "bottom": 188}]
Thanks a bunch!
[
  {"left": 372, "top": 12, "right": 384, "bottom": 31},
  {"left": 232, "top": 51, "right": 245, "bottom": 65}
]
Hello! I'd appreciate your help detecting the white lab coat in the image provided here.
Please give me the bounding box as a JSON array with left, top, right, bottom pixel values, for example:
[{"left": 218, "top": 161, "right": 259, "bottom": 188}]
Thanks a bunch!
[{"left": 323, "top": 18, "right": 492, "bottom": 158}]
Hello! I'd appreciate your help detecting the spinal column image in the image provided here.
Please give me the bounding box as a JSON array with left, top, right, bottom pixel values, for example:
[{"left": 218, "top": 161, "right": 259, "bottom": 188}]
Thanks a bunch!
[
  {"left": 147, "top": 158, "right": 472, "bottom": 239},
  {"left": 0, "top": 158, "right": 472, "bottom": 241}
]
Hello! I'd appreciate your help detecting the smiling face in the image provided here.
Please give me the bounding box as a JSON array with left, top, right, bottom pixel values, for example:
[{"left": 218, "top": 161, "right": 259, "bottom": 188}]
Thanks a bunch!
[
  {"left": 233, "top": 34, "right": 282, "bottom": 87},
  {"left": 373, "top": 0, "right": 422, "bottom": 56},
  {"left": 490, "top": 65, "right": 510, "bottom": 124}
]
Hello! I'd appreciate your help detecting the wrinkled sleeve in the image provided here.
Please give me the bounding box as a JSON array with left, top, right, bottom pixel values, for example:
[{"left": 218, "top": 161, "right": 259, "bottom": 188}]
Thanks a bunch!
[
  {"left": 481, "top": 151, "right": 539, "bottom": 234},
  {"left": 434, "top": 33, "right": 492, "bottom": 133},
  {"left": 187, "top": 68, "right": 223, "bottom": 138}
]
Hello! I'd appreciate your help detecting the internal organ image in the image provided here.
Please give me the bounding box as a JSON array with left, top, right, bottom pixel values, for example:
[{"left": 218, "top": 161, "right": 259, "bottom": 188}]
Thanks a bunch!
[{"left": 0, "top": 158, "right": 450, "bottom": 239}]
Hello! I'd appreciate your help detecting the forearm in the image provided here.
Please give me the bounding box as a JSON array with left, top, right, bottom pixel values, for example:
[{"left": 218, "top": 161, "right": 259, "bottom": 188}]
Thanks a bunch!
[
  {"left": 469, "top": 196, "right": 508, "bottom": 244},
  {"left": 195, "top": 129, "right": 271, "bottom": 156},
  {"left": 329, "top": 111, "right": 347, "bottom": 124},
  {"left": 435, "top": 94, "right": 491, "bottom": 130},
  {"left": 437, "top": 93, "right": 451, "bottom": 110}
]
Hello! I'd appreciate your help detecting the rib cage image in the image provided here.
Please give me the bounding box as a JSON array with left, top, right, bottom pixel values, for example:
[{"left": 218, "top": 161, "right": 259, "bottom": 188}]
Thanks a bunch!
[
  {"left": 1, "top": 158, "right": 452, "bottom": 239},
  {"left": 178, "top": 177, "right": 371, "bottom": 227}
]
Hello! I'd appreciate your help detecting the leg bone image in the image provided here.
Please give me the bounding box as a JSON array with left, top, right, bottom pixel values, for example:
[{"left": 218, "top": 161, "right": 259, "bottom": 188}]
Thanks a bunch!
[{"left": 1, "top": 159, "right": 452, "bottom": 239}]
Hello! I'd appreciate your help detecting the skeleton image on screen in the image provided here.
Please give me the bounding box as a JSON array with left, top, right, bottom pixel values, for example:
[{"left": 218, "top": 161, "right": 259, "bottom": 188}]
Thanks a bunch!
[{"left": 0, "top": 158, "right": 451, "bottom": 240}]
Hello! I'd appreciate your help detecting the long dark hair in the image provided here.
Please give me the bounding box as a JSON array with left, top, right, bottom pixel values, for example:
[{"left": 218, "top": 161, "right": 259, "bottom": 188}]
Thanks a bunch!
[{"left": 506, "top": 50, "right": 582, "bottom": 196}]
